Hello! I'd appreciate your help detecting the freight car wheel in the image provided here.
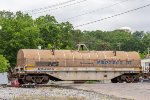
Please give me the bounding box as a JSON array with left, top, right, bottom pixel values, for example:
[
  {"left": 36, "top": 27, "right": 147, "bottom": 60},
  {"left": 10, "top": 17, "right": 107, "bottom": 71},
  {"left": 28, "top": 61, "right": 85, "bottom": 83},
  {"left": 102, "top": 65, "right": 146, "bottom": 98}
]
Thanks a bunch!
[
  {"left": 125, "top": 75, "right": 134, "bottom": 83},
  {"left": 32, "top": 75, "right": 49, "bottom": 84},
  {"left": 26, "top": 76, "right": 32, "bottom": 82},
  {"left": 22, "top": 75, "right": 49, "bottom": 84},
  {"left": 133, "top": 75, "right": 139, "bottom": 82},
  {"left": 42, "top": 75, "right": 49, "bottom": 84},
  {"left": 111, "top": 77, "right": 118, "bottom": 83},
  {"left": 35, "top": 77, "right": 43, "bottom": 84},
  {"left": 117, "top": 77, "right": 124, "bottom": 83},
  {"left": 18, "top": 79, "right": 24, "bottom": 84}
]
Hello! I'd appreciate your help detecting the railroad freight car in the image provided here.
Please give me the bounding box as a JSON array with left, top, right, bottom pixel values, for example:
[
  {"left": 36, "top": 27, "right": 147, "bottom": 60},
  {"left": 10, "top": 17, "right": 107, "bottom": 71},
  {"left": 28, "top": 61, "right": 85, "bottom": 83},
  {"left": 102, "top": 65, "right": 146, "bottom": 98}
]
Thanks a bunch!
[{"left": 11, "top": 44, "right": 142, "bottom": 84}]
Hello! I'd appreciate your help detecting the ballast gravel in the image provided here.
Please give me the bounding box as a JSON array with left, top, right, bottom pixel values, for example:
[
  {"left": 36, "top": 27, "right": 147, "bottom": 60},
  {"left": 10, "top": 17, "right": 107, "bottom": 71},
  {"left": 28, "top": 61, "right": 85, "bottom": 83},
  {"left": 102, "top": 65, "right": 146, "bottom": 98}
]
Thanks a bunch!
[{"left": 0, "top": 86, "right": 129, "bottom": 100}]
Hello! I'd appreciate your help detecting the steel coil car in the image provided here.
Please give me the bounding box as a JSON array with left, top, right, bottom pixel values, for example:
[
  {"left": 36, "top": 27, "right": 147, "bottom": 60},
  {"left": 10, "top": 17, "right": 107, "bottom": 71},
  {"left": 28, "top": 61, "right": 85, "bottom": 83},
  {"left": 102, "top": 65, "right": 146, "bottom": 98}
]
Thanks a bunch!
[{"left": 12, "top": 44, "right": 142, "bottom": 84}]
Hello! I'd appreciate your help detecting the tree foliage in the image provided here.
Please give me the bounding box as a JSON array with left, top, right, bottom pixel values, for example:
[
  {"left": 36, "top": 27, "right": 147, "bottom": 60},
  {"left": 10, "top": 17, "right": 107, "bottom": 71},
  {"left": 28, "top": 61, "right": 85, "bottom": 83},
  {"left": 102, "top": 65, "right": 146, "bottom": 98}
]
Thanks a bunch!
[{"left": 0, "top": 55, "right": 9, "bottom": 72}]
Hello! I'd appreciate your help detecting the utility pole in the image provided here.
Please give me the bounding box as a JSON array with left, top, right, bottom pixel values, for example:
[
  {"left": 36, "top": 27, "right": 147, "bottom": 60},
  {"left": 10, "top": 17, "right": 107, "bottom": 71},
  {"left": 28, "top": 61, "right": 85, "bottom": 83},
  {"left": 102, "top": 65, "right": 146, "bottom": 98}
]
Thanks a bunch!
[
  {"left": 117, "top": 43, "right": 121, "bottom": 50},
  {"left": 0, "top": 26, "right": 2, "bottom": 30},
  {"left": 148, "top": 47, "right": 150, "bottom": 55}
]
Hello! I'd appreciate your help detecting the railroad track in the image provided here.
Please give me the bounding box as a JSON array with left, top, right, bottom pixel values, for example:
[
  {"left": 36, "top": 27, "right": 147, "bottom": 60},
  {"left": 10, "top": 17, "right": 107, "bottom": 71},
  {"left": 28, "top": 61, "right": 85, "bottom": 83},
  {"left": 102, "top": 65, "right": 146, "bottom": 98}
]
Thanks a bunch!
[{"left": 6, "top": 82, "right": 76, "bottom": 89}]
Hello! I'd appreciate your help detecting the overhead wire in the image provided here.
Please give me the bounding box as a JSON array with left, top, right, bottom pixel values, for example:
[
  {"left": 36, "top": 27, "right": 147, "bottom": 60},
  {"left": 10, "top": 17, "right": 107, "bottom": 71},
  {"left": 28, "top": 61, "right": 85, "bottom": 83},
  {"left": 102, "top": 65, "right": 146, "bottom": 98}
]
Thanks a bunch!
[
  {"left": 27, "top": 0, "right": 88, "bottom": 15},
  {"left": 74, "top": 3, "right": 150, "bottom": 28},
  {"left": 24, "top": 0, "right": 77, "bottom": 13},
  {"left": 61, "top": 0, "right": 130, "bottom": 21}
]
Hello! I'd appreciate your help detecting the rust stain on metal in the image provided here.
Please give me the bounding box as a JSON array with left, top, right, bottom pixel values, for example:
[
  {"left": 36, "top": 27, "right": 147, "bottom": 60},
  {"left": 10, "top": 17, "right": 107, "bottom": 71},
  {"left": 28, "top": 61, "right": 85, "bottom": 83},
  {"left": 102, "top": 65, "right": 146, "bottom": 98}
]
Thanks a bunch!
[{"left": 16, "top": 49, "right": 140, "bottom": 68}]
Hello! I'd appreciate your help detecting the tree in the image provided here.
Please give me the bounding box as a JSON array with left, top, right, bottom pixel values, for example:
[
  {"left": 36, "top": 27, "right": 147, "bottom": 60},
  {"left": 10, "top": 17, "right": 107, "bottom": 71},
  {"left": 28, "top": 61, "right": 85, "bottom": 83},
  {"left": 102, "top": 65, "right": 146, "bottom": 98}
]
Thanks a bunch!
[
  {"left": 0, "top": 55, "right": 9, "bottom": 72},
  {"left": 133, "top": 31, "right": 144, "bottom": 39},
  {"left": 35, "top": 15, "right": 59, "bottom": 49},
  {"left": 0, "top": 11, "right": 42, "bottom": 66}
]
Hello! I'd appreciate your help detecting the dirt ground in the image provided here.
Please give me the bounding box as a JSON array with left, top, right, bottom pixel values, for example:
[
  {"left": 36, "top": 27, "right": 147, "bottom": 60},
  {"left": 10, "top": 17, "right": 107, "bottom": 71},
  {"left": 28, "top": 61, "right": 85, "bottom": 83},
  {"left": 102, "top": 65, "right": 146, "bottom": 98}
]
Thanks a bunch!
[{"left": 69, "top": 83, "right": 150, "bottom": 100}]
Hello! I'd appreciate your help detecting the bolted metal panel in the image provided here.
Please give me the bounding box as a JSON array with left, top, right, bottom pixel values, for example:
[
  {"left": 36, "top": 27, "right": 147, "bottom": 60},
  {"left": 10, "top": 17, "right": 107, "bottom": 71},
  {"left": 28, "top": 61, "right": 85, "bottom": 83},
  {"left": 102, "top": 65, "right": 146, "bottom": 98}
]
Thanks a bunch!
[{"left": 48, "top": 71, "right": 123, "bottom": 80}]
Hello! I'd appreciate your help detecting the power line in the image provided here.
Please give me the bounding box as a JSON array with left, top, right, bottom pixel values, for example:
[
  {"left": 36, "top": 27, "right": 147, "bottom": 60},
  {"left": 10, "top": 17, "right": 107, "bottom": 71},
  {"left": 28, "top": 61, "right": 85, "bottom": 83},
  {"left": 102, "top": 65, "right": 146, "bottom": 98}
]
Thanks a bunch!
[
  {"left": 28, "top": 0, "right": 88, "bottom": 15},
  {"left": 74, "top": 3, "right": 150, "bottom": 28},
  {"left": 30, "top": 0, "right": 87, "bottom": 15},
  {"left": 24, "top": 0, "right": 77, "bottom": 13},
  {"left": 61, "top": 0, "right": 130, "bottom": 21}
]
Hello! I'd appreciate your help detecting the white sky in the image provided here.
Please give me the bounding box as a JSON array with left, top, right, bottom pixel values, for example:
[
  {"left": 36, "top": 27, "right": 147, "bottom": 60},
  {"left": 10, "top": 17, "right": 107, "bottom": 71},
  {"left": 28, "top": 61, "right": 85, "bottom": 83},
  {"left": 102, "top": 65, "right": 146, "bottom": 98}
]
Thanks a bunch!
[{"left": 0, "top": 0, "right": 150, "bottom": 31}]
